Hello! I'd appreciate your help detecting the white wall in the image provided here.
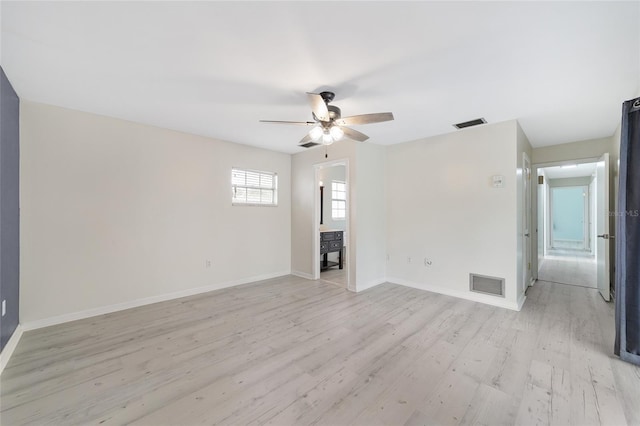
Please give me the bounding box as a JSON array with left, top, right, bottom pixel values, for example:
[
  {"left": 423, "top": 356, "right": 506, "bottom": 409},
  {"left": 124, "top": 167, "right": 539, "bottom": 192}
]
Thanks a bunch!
[
  {"left": 532, "top": 136, "right": 612, "bottom": 164},
  {"left": 20, "top": 101, "right": 291, "bottom": 324},
  {"left": 354, "top": 143, "right": 387, "bottom": 291},
  {"left": 548, "top": 177, "right": 592, "bottom": 187},
  {"left": 589, "top": 175, "right": 596, "bottom": 254},
  {"left": 386, "top": 120, "right": 521, "bottom": 310}
]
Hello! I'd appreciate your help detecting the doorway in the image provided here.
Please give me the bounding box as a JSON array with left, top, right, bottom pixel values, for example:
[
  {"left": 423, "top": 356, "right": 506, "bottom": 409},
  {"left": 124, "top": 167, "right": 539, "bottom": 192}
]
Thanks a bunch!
[
  {"left": 549, "top": 185, "right": 589, "bottom": 251},
  {"left": 314, "top": 160, "right": 349, "bottom": 289},
  {"left": 523, "top": 152, "right": 532, "bottom": 293},
  {"left": 536, "top": 161, "right": 598, "bottom": 288}
]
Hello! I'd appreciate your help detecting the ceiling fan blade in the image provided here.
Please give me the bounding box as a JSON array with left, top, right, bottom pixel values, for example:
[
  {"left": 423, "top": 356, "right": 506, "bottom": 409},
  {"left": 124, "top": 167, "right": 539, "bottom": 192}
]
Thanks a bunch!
[
  {"left": 259, "top": 120, "right": 316, "bottom": 126},
  {"left": 306, "top": 93, "right": 330, "bottom": 122},
  {"left": 341, "top": 126, "right": 369, "bottom": 142},
  {"left": 335, "top": 112, "right": 394, "bottom": 126},
  {"left": 299, "top": 134, "right": 313, "bottom": 144}
]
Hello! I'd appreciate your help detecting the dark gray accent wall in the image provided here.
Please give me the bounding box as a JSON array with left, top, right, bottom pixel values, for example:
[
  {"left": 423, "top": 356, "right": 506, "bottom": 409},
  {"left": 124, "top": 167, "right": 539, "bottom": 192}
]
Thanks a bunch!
[{"left": 1, "top": 67, "right": 20, "bottom": 352}]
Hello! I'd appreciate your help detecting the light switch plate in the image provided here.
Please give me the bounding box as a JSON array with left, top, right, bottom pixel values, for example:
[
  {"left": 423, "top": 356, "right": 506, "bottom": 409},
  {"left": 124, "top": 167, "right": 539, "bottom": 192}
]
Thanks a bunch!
[{"left": 492, "top": 175, "right": 504, "bottom": 188}]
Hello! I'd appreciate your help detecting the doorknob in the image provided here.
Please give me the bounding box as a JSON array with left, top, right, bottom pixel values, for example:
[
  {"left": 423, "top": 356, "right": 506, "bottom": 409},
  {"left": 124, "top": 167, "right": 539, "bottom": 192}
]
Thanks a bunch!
[
  {"left": 524, "top": 233, "right": 530, "bottom": 237},
  {"left": 597, "top": 233, "right": 610, "bottom": 239}
]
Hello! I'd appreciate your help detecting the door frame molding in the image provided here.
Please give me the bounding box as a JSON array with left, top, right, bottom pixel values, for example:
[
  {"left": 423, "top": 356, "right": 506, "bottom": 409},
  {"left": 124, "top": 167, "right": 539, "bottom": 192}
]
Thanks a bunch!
[
  {"left": 531, "top": 156, "right": 601, "bottom": 281},
  {"left": 313, "top": 159, "right": 350, "bottom": 290},
  {"left": 522, "top": 152, "right": 532, "bottom": 292}
]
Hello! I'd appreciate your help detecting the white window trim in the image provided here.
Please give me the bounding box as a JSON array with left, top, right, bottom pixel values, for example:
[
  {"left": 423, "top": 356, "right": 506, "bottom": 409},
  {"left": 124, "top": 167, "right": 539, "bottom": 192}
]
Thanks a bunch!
[
  {"left": 231, "top": 167, "right": 278, "bottom": 206},
  {"left": 331, "top": 180, "right": 346, "bottom": 220}
]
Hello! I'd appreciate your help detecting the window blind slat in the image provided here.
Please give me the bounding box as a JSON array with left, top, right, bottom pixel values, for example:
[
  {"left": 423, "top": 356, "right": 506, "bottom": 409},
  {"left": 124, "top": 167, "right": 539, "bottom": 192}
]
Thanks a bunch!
[{"left": 232, "top": 168, "right": 277, "bottom": 206}]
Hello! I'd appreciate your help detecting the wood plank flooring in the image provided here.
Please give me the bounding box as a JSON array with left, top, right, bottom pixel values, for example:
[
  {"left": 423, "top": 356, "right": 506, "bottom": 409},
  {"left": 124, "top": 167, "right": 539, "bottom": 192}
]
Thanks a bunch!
[
  {"left": 320, "top": 268, "right": 347, "bottom": 288},
  {"left": 320, "top": 250, "right": 348, "bottom": 288},
  {"left": 1, "top": 275, "right": 638, "bottom": 425},
  {"left": 538, "top": 253, "right": 597, "bottom": 288}
]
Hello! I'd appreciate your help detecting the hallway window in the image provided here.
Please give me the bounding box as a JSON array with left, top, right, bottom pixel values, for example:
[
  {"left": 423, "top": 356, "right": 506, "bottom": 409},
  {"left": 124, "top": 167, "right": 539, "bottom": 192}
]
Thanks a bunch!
[{"left": 332, "top": 180, "right": 346, "bottom": 219}]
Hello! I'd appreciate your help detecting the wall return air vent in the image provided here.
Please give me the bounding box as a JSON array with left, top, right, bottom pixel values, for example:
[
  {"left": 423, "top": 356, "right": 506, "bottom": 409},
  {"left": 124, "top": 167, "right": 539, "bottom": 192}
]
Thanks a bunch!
[
  {"left": 453, "top": 118, "right": 487, "bottom": 129},
  {"left": 469, "top": 273, "right": 505, "bottom": 297}
]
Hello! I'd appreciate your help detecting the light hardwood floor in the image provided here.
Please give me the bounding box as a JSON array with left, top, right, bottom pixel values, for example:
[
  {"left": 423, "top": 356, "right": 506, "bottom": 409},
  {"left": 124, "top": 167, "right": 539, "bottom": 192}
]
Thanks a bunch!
[
  {"left": 1, "top": 276, "right": 639, "bottom": 425},
  {"left": 320, "top": 266, "right": 347, "bottom": 288},
  {"left": 538, "top": 252, "right": 597, "bottom": 288},
  {"left": 320, "top": 250, "right": 348, "bottom": 288}
]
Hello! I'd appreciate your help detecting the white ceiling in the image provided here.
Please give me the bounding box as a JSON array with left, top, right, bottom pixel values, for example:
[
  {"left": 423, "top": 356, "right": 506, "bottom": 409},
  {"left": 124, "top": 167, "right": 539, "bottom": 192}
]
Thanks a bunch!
[{"left": 2, "top": 1, "right": 639, "bottom": 154}]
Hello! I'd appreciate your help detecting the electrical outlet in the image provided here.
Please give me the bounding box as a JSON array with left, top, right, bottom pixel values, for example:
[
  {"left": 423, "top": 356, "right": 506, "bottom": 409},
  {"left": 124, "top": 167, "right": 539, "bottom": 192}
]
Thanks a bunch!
[
  {"left": 206, "top": 260, "right": 212, "bottom": 268},
  {"left": 2, "top": 300, "right": 6, "bottom": 317},
  {"left": 424, "top": 258, "right": 433, "bottom": 266}
]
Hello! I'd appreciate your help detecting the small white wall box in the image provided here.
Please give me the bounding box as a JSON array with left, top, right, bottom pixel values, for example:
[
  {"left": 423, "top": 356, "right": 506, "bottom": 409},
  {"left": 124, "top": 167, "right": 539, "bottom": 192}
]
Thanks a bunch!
[{"left": 492, "top": 175, "right": 504, "bottom": 188}]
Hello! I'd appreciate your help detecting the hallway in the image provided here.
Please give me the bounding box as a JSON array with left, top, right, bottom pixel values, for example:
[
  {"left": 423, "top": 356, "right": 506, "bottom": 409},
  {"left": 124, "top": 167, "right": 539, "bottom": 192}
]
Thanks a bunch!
[{"left": 538, "top": 250, "right": 597, "bottom": 288}]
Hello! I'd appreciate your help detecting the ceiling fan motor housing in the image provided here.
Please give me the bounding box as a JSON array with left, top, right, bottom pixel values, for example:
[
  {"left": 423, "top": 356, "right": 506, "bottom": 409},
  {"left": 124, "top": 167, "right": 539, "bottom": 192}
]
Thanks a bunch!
[
  {"left": 327, "top": 105, "right": 341, "bottom": 119},
  {"left": 312, "top": 92, "right": 341, "bottom": 123},
  {"left": 319, "top": 91, "right": 335, "bottom": 103},
  {"left": 313, "top": 105, "right": 341, "bottom": 123}
]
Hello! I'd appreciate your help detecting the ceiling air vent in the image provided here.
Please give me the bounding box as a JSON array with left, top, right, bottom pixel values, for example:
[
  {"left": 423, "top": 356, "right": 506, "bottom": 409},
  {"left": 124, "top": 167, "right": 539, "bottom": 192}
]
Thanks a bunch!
[
  {"left": 299, "top": 141, "right": 321, "bottom": 148},
  {"left": 453, "top": 118, "right": 487, "bottom": 129}
]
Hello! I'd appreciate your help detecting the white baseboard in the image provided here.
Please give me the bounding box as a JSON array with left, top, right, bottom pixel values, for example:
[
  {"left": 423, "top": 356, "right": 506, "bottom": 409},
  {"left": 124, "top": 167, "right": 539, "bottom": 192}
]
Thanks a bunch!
[
  {"left": 21, "top": 271, "right": 291, "bottom": 332},
  {"left": 517, "top": 292, "right": 527, "bottom": 311},
  {"left": 1, "top": 324, "right": 24, "bottom": 374},
  {"left": 291, "top": 270, "right": 314, "bottom": 280},
  {"left": 356, "top": 278, "right": 386, "bottom": 292},
  {"left": 386, "top": 277, "right": 522, "bottom": 311}
]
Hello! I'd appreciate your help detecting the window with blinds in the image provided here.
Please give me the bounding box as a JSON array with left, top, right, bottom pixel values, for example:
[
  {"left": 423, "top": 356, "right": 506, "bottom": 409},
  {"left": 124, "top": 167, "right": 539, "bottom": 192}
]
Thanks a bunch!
[
  {"left": 332, "top": 180, "right": 346, "bottom": 219},
  {"left": 232, "top": 168, "right": 278, "bottom": 206}
]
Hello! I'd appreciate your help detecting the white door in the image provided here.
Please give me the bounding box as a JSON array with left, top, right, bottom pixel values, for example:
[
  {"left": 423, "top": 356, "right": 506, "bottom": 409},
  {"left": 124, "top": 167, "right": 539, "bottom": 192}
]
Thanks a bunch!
[
  {"left": 523, "top": 153, "right": 532, "bottom": 291},
  {"left": 596, "top": 153, "right": 611, "bottom": 301}
]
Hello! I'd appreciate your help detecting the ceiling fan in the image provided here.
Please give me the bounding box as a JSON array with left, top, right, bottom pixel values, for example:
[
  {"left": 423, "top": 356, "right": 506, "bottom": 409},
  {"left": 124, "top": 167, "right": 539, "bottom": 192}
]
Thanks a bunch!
[{"left": 260, "top": 91, "right": 394, "bottom": 148}]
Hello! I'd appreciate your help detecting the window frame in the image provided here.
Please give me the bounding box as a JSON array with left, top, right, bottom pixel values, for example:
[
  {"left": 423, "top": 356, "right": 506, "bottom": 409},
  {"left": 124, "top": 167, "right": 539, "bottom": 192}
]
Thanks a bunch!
[
  {"left": 331, "top": 180, "right": 347, "bottom": 220},
  {"left": 231, "top": 167, "right": 278, "bottom": 207}
]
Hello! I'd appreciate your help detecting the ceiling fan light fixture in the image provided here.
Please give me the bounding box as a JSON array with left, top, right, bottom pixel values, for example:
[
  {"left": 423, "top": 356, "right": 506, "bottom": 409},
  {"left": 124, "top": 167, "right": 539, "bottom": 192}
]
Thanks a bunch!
[
  {"left": 309, "top": 126, "right": 323, "bottom": 142},
  {"left": 322, "top": 131, "right": 334, "bottom": 145},
  {"left": 330, "top": 125, "right": 344, "bottom": 141},
  {"left": 260, "top": 90, "right": 393, "bottom": 149}
]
